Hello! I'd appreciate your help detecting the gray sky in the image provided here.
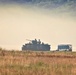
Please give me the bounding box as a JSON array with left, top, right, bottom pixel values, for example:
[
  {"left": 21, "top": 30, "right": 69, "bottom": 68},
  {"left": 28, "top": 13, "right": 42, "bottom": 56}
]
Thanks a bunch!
[{"left": 0, "top": 4, "right": 76, "bottom": 51}]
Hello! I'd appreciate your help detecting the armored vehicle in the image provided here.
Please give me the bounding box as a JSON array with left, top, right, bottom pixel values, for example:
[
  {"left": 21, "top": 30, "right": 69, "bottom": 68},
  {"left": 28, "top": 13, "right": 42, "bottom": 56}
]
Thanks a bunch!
[
  {"left": 57, "top": 44, "right": 72, "bottom": 51},
  {"left": 22, "top": 39, "right": 50, "bottom": 51}
]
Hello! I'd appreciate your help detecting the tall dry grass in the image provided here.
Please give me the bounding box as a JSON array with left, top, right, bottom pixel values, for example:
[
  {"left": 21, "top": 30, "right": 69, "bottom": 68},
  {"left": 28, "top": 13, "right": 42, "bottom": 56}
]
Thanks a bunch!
[{"left": 0, "top": 50, "right": 76, "bottom": 75}]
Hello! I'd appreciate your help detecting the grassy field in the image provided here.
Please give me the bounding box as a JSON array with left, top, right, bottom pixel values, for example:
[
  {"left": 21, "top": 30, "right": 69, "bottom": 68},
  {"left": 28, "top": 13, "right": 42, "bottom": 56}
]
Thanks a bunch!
[{"left": 0, "top": 49, "right": 76, "bottom": 75}]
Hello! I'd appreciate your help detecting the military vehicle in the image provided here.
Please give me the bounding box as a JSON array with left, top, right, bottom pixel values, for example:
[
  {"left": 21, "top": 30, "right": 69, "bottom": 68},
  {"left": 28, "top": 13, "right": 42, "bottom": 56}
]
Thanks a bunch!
[
  {"left": 22, "top": 39, "right": 50, "bottom": 51},
  {"left": 57, "top": 44, "right": 72, "bottom": 51}
]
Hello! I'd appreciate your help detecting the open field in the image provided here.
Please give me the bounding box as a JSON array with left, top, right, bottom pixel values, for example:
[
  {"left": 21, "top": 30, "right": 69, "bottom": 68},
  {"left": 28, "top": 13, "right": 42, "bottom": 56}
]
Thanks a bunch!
[{"left": 0, "top": 49, "right": 76, "bottom": 75}]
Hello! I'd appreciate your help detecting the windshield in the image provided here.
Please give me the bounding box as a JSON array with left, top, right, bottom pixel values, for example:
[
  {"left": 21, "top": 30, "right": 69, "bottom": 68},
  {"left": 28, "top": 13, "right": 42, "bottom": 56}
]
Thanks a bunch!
[{"left": 58, "top": 45, "right": 69, "bottom": 50}]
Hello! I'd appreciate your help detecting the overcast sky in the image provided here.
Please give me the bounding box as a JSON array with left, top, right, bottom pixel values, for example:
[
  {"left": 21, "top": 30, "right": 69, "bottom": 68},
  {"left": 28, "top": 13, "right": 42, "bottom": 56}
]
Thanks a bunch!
[{"left": 0, "top": 4, "right": 76, "bottom": 51}]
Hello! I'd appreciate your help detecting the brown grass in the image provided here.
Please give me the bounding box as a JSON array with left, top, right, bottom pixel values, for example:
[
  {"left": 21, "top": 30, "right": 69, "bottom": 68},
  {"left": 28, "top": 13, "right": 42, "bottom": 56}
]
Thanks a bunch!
[{"left": 0, "top": 50, "right": 76, "bottom": 75}]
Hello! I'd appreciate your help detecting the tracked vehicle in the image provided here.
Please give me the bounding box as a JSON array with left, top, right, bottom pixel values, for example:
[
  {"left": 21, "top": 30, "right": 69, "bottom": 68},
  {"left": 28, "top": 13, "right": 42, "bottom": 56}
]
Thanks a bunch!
[{"left": 22, "top": 39, "right": 50, "bottom": 51}]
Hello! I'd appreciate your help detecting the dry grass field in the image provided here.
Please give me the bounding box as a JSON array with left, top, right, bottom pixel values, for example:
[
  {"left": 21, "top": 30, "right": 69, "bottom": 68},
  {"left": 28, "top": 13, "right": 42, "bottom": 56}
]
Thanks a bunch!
[{"left": 0, "top": 49, "right": 76, "bottom": 75}]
